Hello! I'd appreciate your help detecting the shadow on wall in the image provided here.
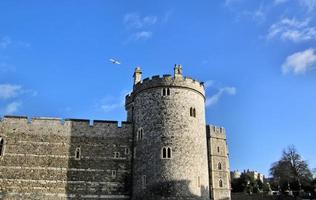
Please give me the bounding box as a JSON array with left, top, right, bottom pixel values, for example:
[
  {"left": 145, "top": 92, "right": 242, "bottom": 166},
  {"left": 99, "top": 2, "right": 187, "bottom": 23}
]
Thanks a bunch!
[{"left": 134, "top": 180, "right": 210, "bottom": 200}]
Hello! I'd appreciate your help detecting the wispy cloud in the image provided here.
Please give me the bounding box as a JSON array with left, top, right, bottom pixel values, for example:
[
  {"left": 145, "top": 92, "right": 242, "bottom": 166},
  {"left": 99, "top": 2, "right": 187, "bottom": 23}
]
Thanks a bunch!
[
  {"left": 124, "top": 13, "right": 157, "bottom": 29},
  {"left": 4, "top": 101, "right": 21, "bottom": 114},
  {"left": 204, "top": 80, "right": 237, "bottom": 107},
  {"left": 0, "top": 84, "right": 22, "bottom": 100},
  {"left": 96, "top": 90, "right": 130, "bottom": 112},
  {"left": 282, "top": 48, "right": 316, "bottom": 75},
  {"left": 267, "top": 17, "right": 316, "bottom": 42},
  {"left": 206, "top": 87, "right": 237, "bottom": 107},
  {"left": 299, "top": 0, "right": 316, "bottom": 12},
  {"left": 133, "top": 31, "right": 153, "bottom": 40},
  {"left": 242, "top": 4, "right": 267, "bottom": 24},
  {"left": 0, "top": 36, "right": 11, "bottom": 49}
]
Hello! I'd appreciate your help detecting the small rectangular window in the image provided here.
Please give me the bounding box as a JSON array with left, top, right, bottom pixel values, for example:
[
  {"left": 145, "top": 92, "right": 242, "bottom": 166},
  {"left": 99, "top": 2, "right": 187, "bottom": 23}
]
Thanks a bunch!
[
  {"left": 125, "top": 147, "right": 129, "bottom": 155},
  {"left": 111, "top": 170, "right": 117, "bottom": 178},
  {"left": 142, "top": 175, "right": 147, "bottom": 189}
]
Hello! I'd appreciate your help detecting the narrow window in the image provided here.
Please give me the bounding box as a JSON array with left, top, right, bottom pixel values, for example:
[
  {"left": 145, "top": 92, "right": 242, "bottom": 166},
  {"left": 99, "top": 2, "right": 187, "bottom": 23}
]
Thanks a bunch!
[
  {"left": 219, "top": 179, "right": 223, "bottom": 187},
  {"left": 162, "top": 147, "right": 167, "bottom": 159},
  {"left": 197, "top": 176, "right": 201, "bottom": 187},
  {"left": 137, "top": 128, "right": 143, "bottom": 140},
  {"left": 142, "top": 175, "right": 147, "bottom": 189},
  {"left": 75, "top": 147, "right": 81, "bottom": 160},
  {"left": 167, "top": 88, "right": 170, "bottom": 95},
  {"left": 190, "top": 107, "right": 196, "bottom": 117},
  {"left": 111, "top": 170, "right": 117, "bottom": 178},
  {"left": 217, "top": 146, "right": 220, "bottom": 153},
  {"left": 218, "top": 162, "right": 222, "bottom": 170},
  {"left": 167, "top": 147, "right": 172, "bottom": 158},
  {"left": 162, "top": 88, "right": 166, "bottom": 96},
  {"left": 114, "top": 152, "right": 120, "bottom": 159},
  {"left": 0, "top": 137, "right": 4, "bottom": 157},
  {"left": 125, "top": 147, "right": 129, "bottom": 155}
]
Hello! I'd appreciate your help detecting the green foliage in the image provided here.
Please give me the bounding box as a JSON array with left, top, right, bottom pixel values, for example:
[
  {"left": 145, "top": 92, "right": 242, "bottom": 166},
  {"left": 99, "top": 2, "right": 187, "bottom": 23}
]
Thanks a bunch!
[{"left": 231, "top": 173, "right": 266, "bottom": 194}]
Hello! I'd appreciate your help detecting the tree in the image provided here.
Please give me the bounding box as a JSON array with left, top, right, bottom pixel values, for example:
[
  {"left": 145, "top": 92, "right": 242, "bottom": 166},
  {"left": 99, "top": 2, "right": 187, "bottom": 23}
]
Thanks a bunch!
[{"left": 269, "top": 145, "right": 313, "bottom": 191}]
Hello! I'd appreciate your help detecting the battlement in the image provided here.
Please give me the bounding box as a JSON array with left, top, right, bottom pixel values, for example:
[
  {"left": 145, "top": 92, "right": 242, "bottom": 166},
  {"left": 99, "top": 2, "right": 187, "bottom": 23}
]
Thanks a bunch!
[
  {"left": 1, "top": 115, "right": 131, "bottom": 129},
  {"left": 206, "top": 124, "right": 227, "bottom": 139},
  {"left": 125, "top": 74, "right": 205, "bottom": 106}
]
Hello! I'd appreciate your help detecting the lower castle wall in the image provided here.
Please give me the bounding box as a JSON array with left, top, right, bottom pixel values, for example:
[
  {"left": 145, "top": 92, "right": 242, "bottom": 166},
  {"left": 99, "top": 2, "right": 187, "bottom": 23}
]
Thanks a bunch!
[{"left": 0, "top": 116, "right": 133, "bottom": 200}]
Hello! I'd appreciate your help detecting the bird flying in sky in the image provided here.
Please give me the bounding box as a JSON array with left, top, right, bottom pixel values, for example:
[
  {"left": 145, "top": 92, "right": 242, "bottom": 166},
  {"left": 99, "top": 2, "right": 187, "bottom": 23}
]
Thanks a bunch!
[{"left": 109, "top": 58, "right": 121, "bottom": 65}]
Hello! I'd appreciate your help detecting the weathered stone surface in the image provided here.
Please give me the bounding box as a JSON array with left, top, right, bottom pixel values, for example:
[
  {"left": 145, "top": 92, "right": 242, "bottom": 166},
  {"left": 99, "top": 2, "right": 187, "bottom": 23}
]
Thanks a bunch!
[{"left": 0, "top": 66, "right": 231, "bottom": 200}]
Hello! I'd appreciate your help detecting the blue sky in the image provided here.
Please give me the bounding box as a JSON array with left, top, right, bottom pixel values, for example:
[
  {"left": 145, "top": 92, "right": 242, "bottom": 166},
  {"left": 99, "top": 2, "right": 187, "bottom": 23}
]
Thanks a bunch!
[{"left": 0, "top": 0, "right": 316, "bottom": 176}]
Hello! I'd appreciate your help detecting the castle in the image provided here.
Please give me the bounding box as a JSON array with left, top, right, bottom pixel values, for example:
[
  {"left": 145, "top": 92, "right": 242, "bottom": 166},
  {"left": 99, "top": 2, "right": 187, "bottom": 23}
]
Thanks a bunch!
[{"left": 0, "top": 65, "right": 231, "bottom": 200}]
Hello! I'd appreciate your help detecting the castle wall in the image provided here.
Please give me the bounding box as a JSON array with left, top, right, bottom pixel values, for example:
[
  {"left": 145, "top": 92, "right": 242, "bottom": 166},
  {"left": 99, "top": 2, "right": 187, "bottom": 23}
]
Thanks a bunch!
[
  {"left": 127, "top": 75, "right": 210, "bottom": 200},
  {"left": 0, "top": 116, "right": 133, "bottom": 200}
]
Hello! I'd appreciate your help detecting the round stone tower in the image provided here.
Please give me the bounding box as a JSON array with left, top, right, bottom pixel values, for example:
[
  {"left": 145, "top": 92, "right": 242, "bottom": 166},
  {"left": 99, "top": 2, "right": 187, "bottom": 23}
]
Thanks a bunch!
[{"left": 125, "top": 65, "right": 210, "bottom": 200}]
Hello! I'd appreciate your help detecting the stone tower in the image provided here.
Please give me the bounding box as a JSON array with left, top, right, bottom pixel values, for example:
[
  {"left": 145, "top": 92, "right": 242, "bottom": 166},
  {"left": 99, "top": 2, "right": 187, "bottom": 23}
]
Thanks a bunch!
[
  {"left": 207, "top": 125, "right": 231, "bottom": 200},
  {"left": 125, "top": 65, "right": 210, "bottom": 200}
]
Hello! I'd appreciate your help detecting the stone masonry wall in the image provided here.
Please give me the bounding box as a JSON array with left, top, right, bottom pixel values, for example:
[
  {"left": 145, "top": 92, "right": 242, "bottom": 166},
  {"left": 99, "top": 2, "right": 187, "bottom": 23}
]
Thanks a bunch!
[
  {"left": 0, "top": 116, "right": 133, "bottom": 200},
  {"left": 128, "top": 76, "right": 210, "bottom": 200},
  {"left": 207, "top": 125, "right": 231, "bottom": 200}
]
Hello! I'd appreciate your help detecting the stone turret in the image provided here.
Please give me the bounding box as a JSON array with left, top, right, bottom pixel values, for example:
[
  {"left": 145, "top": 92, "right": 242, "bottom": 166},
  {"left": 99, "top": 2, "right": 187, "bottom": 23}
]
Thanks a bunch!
[
  {"left": 133, "top": 67, "right": 142, "bottom": 85},
  {"left": 126, "top": 66, "right": 210, "bottom": 200},
  {"left": 174, "top": 64, "right": 183, "bottom": 78}
]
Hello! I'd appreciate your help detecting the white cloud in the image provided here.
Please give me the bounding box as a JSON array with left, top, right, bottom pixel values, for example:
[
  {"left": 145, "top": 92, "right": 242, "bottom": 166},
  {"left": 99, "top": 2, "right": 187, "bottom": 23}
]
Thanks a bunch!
[
  {"left": 124, "top": 13, "right": 157, "bottom": 29},
  {"left": 282, "top": 48, "right": 316, "bottom": 75},
  {"left": 0, "top": 36, "right": 11, "bottom": 49},
  {"left": 267, "top": 18, "right": 316, "bottom": 42},
  {"left": 0, "top": 84, "right": 22, "bottom": 99},
  {"left": 204, "top": 80, "right": 214, "bottom": 89},
  {"left": 133, "top": 31, "right": 153, "bottom": 40},
  {"left": 206, "top": 87, "right": 237, "bottom": 107},
  {"left": 97, "top": 90, "right": 130, "bottom": 112},
  {"left": 4, "top": 101, "right": 22, "bottom": 114},
  {"left": 299, "top": 0, "right": 316, "bottom": 12}
]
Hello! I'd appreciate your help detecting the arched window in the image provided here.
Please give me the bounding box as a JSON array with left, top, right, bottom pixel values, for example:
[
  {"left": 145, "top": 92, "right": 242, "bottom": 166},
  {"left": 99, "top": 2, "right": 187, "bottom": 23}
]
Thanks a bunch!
[
  {"left": 0, "top": 137, "right": 4, "bottom": 157},
  {"left": 219, "top": 179, "right": 223, "bottom": 187},
  {"left": 193, "top": 108, "right": 196, "bottom": 117},
  {"left": 190, "top": 107, "right": 193, "bottom": 116},
  {"left": 75, "top": 147, "right": 81, "bottom": 160},
  {"left": 162, "top": 147, "right": 172, "bottom": 159},
  {"left": 167, "top": 88, "right": 170, "bottom": 95},
  {"left": 218, "top": 162, "right": 222, "bottom": 170}
]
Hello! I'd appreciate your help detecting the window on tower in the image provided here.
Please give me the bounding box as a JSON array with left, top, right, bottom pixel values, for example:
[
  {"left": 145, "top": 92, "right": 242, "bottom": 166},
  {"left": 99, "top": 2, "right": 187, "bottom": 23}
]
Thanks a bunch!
[
  {"left": 190, "top": 107, "right": 196, "bottom": 117},
  {"left": 75, "top": 147, "right": 81, "bottom": 160},
  {"left": 161, "top": 147, "right": 172, "bottom": 159},
  {"left": 142, "top": 175, "right": 147, "bottom": 189},
  {"left": 0, "top": 137, "right": 4, "bottom": 157},
  {"left": 218, "top": 162, "right": 222, "bottom": 170},
  {"left": 219, "top": 179, "right": 223, "bottom": 187},
  {"left": 162, "top": 88, "right": 170, "bottom": 96},
  {"left": 114, "top": 152, "right": 120, "bottom": 159},
  {"left": 137, "top": 128, "right": 144, "bottom": 140}
]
